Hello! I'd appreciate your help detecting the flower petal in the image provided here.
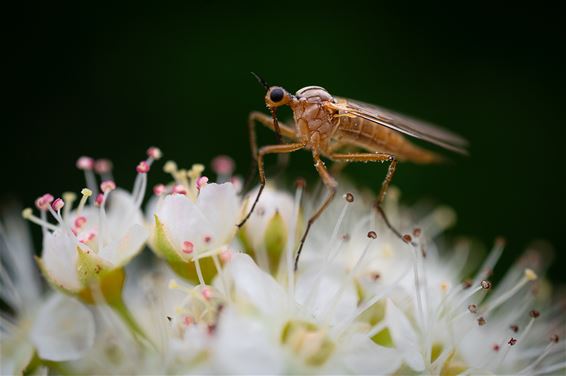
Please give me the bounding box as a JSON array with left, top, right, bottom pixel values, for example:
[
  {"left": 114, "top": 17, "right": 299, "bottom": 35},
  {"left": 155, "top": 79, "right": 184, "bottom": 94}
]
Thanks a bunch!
[
  {"left": 156, "top": 183, "right": 239, "bottom": 258},
  {"left": 212, "top": 308, "right": 285, "bottom": 374},
  {"left": 0, "top": 338, "right": 34, "bottom": 376},
  {"left": 42, "top": 230, "right": 81, "bottom": 291},
  {"left": 228, "top": 253, "right": 287, "bottom": 316},
  {"left": 30, "top": 293, "right": 95, "bottom": 361},
  {"left": 333, "top": 333, "right": 403, "bottom": 374},
  {"left": 385, "top": 298, "right": 425, "bottom": 371},
  {"left": 99, "top": 224, "right": 148, "bottom": 266},
  {"left": 295, "top": 264, "right": 358, "bottom": 324}
]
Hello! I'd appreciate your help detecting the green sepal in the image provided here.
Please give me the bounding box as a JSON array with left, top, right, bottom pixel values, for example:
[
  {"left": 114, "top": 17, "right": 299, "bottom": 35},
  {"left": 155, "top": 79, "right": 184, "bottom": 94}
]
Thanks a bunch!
[
  {"left": 77, "top": 267, "right": 125, "bottom": 305},
  {"left": 151, "top": 214, "right": 185, "bottom": 263},
  {"left": 371, "top": 328, "right": 394, "bottom": 348},
  {"left": 264, "top": 210, "right": 287, "bottom": 272},
  {"left": 168, "top": 257, "right": 217, "bottom": 285},
  {"left": 75, "top": 246, "right": 113, "bottom": 286}
]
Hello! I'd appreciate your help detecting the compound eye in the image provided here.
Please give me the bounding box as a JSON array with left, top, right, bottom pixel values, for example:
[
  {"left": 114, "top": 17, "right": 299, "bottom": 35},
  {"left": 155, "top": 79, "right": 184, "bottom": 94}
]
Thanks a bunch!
[{"left": 269, "top": 87, "right": 285, "bottom": 103}]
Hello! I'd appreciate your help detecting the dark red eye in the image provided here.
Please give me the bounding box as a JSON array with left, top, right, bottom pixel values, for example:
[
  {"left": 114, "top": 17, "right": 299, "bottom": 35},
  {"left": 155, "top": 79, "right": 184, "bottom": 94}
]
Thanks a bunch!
[{"left": 269, "top": 88, "right": 284, "bottom": 102}]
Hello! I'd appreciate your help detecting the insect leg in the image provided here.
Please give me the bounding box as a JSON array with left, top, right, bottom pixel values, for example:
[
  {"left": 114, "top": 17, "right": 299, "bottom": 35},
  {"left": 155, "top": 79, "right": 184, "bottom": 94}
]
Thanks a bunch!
[
  {"left": 324, "top": 142, "right": 359, "bottom": 176},
  {"left": 328, "top": 152, "right": 404, "bottom": 240},
  {"left": 243, "top": 111, "right": 298, "bottom": 192},
  {"left": 238, "top": 141, "right": 306, "bottom": 228},
  {"left": 294, "top": 148, "right": 338, "bottom": 271}
]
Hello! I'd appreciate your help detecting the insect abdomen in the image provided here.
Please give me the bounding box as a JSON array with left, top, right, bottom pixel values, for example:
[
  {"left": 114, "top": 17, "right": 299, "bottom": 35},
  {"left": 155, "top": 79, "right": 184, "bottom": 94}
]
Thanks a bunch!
[{"left": 335, "top": 117, "right": 441, "bottom": 163}]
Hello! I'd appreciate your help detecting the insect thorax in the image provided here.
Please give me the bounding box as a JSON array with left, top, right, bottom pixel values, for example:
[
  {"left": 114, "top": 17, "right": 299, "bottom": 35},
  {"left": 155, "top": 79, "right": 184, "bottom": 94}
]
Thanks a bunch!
[{"left": 295, "top": 86, "right": 334, "bottom": 103}]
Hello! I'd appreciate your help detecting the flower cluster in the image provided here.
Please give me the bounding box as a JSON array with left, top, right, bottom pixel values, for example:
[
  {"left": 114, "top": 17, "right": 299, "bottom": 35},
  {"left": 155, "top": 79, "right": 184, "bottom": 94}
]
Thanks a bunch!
[{"left": 1, "top": 148, "right": 564, "bottom": 375}]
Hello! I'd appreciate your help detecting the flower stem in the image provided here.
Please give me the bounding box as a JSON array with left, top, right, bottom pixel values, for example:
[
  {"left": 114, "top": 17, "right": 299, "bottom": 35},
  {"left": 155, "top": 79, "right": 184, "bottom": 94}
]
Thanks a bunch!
[{"left": 109, "top": 296, "right": 153, "bottom": 348}]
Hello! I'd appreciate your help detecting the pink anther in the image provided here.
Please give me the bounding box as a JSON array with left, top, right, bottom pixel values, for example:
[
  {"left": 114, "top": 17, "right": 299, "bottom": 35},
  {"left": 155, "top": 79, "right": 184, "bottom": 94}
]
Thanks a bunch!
[
  {"left": 76, "top": 156, "right": 94, "bottom": 170},
  {"left": 136, "top": 161, "right": 150, "bottom": 174}
]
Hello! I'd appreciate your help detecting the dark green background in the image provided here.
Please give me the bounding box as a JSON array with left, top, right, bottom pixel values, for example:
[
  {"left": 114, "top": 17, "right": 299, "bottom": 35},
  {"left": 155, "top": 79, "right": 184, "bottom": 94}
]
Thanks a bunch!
[{"left": 4, "top": 4, "right": 565, "bottom": 281}]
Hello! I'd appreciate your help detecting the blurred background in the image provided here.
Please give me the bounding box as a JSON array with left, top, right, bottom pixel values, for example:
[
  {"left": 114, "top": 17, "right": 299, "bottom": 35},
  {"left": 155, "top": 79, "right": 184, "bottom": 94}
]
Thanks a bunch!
[{"left": 3, "top": 3, "right": 564, "bottom": 281}]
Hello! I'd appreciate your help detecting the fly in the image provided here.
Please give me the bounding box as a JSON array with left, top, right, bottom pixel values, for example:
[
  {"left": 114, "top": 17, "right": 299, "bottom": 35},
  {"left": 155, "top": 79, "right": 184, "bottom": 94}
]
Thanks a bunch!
[{"left": 238, "top": 73, "right": 469, "bottom": 271}]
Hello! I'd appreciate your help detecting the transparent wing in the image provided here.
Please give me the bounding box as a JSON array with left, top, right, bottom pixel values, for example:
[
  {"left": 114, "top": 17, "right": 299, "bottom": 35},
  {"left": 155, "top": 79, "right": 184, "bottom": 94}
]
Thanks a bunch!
[{"left": 329, "top": 97, "right": 469, "bottom": 155}]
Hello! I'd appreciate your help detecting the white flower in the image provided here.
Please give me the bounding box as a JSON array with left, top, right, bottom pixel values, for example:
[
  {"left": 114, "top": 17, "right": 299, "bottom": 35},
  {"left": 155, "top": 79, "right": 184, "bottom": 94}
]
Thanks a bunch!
[
  {"left": 153, "top": 183, "right": 239, "bottom": 261},
  {"left": 24, "top": 150, "right": 158, "bottom": 295},
  {"left": 240, "top": 184, "right": 303, "bottom": 273},
  {"left": 5, "top": 151, "right": 564, "bottom": 375},
  {"left": 148, "top": 161, "right": 240, "bottom": 284},
  {"left": 1, "top": 206, "right": 95, "bottom": 374},
  {"left": 220, "top": 252, "right": 402, "bottom": 373}
]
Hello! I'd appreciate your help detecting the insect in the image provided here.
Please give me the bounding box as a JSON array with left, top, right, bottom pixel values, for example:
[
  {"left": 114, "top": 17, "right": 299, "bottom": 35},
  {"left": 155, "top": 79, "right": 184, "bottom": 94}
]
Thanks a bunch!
[{"left": 238, "top": 73, "right": 469, "bottom": 270}]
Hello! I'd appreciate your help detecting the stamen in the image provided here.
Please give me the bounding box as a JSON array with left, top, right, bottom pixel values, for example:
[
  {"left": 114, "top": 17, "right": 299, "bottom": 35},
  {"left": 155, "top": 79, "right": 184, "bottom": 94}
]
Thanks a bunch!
[
  {"left": 212, "top": 253, "right": 231, "bottom": 302},
  {"left": 515, "top": 310, "right": 540, "bottom": 350},
  {"left": 100, "top": 180, "right": 116, "bottom": 193},
  {"left": 136, "top": 161, "right": 150, "bottom": 174},
  {"left": 94, "top": 159, "right": 113, "bottom": 181},
  {"left": 517, "top": 336, "right": 559, "bottom": 374},
  {"left": 77, "top": 188, "right": 92, "bottom": 214},
  {"left": 193, "top": 256, "right": 206, "bottom": 287},
  {"left": 168, "top": 279, "right": 192, "bottom": 294},
  {"left": 530, "top": 361, "right": 566, "bottom": 376},
  {"left": 483, "top": 269, "right": 537, "bottom": 315},
  {"left": 211, "top": 155, "right": 235, "bottom": 183},
  {"left": 303, "top": 192, "right": 351, "bottom": 309},
  {"left": 220, "top": 249, "right": 232, "bottom": 264},
  {"left": 52, "top": 198, "right": 64, "bottom": 212},
  {"left": 322, "top": 232, "right": 377, "bottom": 323},
  {"left": 473, "top": 237, "right": 506, "bottom": 285},
  {"left": 367, "top": 320, "right": 387, "bottom": 338},
  {"left": 153, "top": 184, "right": 166, "bottom": 196},
  {"left": 173, "top": 184, "right": 187, "bottom": 195},
  {"left": 412, "top": 247, "right": 426, "bottom": 330},
  {"left": 446, "top": 282, "right": 482, "bottom": 321},
  {"left": 286, "top": 178, "right": 304, "bottom": 302},
  {"left": 77, "top": 156, "right": 98, "bottom": 202},
  {"left": 337, "top": 260, "right": 413, "bottom": 335},
  {"left": 201, "top": 287, "right": 212, "bottom": 300},
  {"left": 230, "top": 176, "right": 243, "bottom": 193},
  {"left": 490, "top": 336, "right": 515, "bottom": 370},
  {"left": 163, "top": 161, "right": 178, "bottom": 174},
  {"left": 34, "top": 193, "right": 54, "bottom": 211},
  {"left": 47, "top": 198, "right": 74, "bottom": 236},
  {"left": 62, "top": 192, "right": 77, "bottom": 219},
  {"left": 132, "top": 157, "right": 150, "bottom": 208},
  {"left": 76, "top": 156, "right": 94, "bottom": 170},
  {"left": 146, "top": 146, "right": 162, "bottom": 160},
  {"left": 196, "top": 176, "right": 209, "bottom": 191},
  {"left": 21, "top": 208, "right": 58, "bottom": 231},
  {"left": 95, "top": 193, "right": 104, "bottom": 207},
  {"left": 188, "top": 164, "right": 205, "bottom": 180}
]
